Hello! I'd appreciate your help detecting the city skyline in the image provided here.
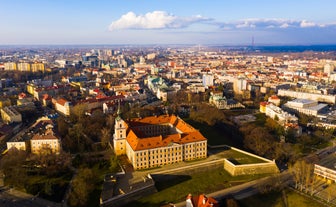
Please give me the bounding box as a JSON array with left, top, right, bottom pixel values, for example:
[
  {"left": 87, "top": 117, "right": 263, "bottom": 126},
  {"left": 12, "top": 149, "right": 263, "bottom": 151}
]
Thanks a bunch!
[{"left": 1, "top": 0, "right": 336, "bottom": 45}]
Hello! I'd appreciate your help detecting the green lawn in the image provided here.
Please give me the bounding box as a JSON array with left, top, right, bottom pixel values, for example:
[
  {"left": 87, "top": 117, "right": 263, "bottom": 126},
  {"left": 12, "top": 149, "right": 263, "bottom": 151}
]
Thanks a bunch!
[
  {"left": 128, "top": 167, "right": 266, "bottom": 207},
  {"left": 239, "top": 189, "right": 323, "bottom": 207},
  {"left": 221, "top": 149, "right": 268, "bottom": 164}
]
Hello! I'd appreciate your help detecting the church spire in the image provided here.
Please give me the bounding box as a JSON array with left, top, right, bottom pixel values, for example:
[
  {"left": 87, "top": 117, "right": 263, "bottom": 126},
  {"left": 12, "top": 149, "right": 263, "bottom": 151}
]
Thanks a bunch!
[{"left": 116, "top": 100, "right": 121, "bottom": 120}]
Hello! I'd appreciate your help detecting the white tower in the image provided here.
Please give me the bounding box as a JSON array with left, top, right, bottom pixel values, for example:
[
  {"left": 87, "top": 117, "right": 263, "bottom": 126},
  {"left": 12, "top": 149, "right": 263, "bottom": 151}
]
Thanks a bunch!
[{"left": 113, "top": 102, "right": 127, "bottom": 155}]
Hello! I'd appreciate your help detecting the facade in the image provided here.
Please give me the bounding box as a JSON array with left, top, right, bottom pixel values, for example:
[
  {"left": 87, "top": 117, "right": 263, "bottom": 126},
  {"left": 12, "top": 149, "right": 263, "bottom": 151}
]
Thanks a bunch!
[
  {"left": 7, "top": 141, "right": 26, "bottom": 151},
  {"left": 54, "top": 98, "right": 72, "bottom": 116},
  {"left": 233, "top": 78, "right": 247, "bottom": 94},
  {"left": 31, "top": 124, "right": 61, "bottom": 154},
  {"left": 268, "top": 95, "right": 281, "bottom": 106},
  {"left": 283, "top": 99, "right": 328, "bottom": 117},
  {"left": 1, "top": 106, "right": 22, "bottom": 124},
  {"left": 202, "top": 74, "right": 214, "bottom": 88},
  {"left": 314, "top": 152, "right": 336, "bottom": 183},
  {"left": 31, "top": 63, "right": 45, "bottom": 72},
  {"left": 261, "top": 102, "right": 302, "bottom": 136},
  {"left": 17, "top": 62, "right": 31, "bottom": 72},
  {"left": 0, "top": 98, "right": 11, "bottom": 109},
  {"left": 209, "top": 92, "right": 244, "bottom": 110},
  {"left": 314, "top": 164, "right": 336, "bottom": 183},
  {"left": 265, "top": 103, "right": 298, "bottom": 125},
  {"left": 4, "top": 62, "right": 17, "bottom": 71},
  {"left": 113, "top": 114, "right": 207, "bottom": 170},
  {"left": 278, "top": 89, "right": 336, "bottom": 104}
]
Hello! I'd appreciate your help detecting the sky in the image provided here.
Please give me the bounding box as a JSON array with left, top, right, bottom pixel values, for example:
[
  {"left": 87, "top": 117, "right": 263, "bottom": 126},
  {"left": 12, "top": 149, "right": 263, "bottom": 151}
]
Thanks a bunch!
[{"left": 1, "top": 0, "right": 336, "bottom": 45}]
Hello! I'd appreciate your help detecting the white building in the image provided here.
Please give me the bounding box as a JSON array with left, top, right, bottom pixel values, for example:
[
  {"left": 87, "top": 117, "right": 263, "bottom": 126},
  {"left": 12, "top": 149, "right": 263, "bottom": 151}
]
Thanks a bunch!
[
  {"left": 278, "top": 89, "right": 336, "bottom": 104},
  {"left": 202, "top": 74, "right": 214, "bottom": 88},
  {"left": 233, "top": 78, "right": 247, "bottom": 94},
  {"left": 31, "top": 124, "right": 61, "bottom": 154},
  {"left": 7, "top": 141, "right": 26, "bottom": 151},
  {"left": 283, "top": 99, "right": 328, "bottom": 117}
]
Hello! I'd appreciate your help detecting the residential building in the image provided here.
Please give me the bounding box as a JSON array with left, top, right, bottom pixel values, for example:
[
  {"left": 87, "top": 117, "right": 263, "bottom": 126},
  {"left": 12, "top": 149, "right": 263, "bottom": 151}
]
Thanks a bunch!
[
  {"left": 0, "top": 98, "right": 11, "bottom": 109},
  {"left": 113, "top": 113, "right": 207, "bottom": 170},
  {"left": 268, "top": 95, "right": 281, "bottom": 106},
  {"left": 1, "top": 106, "right": 22, "bottom": 124},
  {"left": 314, "top": 152, "right": 336, "bottom": 183},
  {"left": 31, "top": 62, "right": 45, "bottom": 72},
  {"left": 202, "top": 74, "right": 214, "bottom": 88},
  {"left": 4, "top": 62, "right": 17, "bottom": 71},
  {"left": 54, "top": 98, "right": 72, "bottom": 116},
  {"left": 278, "top": 89, "right": 336, "bottom": 104},
  {"left": 261, "top": 102, "right": 302, "bottom": 136},
  {"left": 209, "top": 92, "right": 244, "bottom": 109},
  {"left": 7, "top": 141, "right": 26, "bottom": 151},
  {"left": 17, "top": 62, "right": 31, "bottom": 72},
  {"left": 31, "top": 124, "right": 61, "bottom": 154}
]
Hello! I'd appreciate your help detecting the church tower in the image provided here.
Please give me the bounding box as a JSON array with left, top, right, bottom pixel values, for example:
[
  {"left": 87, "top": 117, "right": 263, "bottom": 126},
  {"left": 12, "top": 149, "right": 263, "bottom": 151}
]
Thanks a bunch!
[{"left": 113, "top": 102, "right": 127, "bottom": 155}]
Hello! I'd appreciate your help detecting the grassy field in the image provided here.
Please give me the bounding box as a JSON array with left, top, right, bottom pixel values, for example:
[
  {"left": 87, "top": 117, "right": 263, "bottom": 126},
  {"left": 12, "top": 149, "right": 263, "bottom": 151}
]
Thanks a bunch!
[
  {"left": 128, "top": 167, "right": 266, "bottom": 207},
  {"left": 220, "top": 149, "right": 268, "bottom": 164},
  {"left": 239, "top": 189, "right": 323, "bottom": 207}
]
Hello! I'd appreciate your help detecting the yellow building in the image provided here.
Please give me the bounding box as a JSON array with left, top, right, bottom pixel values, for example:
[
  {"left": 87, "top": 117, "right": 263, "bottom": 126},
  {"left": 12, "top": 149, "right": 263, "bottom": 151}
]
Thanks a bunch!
[
  {"left": 4, "top": 62, "right": 17, "bottom": 71},
  {"left": 17, "top": 62, "right": 31, "bottom": 72},
  {"left": 259, "top": 102, "right": 269, "bottom": 113},
  {"left": 7, "top": 141, "right": 26, "bottom": 151},
  {"left": 113, "top": 114, "right": 207, "bottom": 170},
  {"left": 0, "top": 98, "right": 11, "bottom": 109},
  {"left": 1, "top": 106, "right": 22, "bottom": 124},
  {"left": 31, "top": 124, "right": 61, "bottom": 154},
  {"left": 31, "top": 63, "right": 45, "bottom": 72},
  {"left": 26, "top": 83, "right": 37, "bottom": 96}
]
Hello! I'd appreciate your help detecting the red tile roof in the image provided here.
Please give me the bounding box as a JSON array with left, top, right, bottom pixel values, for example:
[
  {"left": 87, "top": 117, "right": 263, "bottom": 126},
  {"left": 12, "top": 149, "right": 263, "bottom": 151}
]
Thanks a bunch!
[{"left": 126, "top": 115, "right": 206, "bottom": 151}]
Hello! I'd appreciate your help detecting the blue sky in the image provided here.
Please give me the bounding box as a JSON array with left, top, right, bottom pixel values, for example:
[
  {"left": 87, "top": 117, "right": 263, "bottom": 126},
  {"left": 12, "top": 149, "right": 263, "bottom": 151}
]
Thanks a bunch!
[{"left": 1, "top": 0, "right": 336, "bottom": 45}]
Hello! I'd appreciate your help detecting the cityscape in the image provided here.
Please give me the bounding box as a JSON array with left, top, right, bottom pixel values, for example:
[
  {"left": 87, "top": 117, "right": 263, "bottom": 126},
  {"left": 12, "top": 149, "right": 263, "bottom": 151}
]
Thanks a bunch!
[{"left": 1, "top": 1, "right": 336, "bottom": 207}]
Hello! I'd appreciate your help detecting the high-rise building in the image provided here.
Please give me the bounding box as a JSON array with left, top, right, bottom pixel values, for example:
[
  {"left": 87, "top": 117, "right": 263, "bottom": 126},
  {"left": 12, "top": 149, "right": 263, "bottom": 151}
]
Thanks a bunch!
[
  {"left": 202, "top": 74, "right": 214, "bottom": 88},
  {"left": 233, "top": 78, "right": 247, "bottom": 94},
  {"left": 31, "top": 62, "right": 45, "bottom": 72},
  {"left": 324, "top": 63, "right": 335, "bottom": 75},
  {"left": 4, "top": 62, "right": 17, "bottom": 71},
  {"left": 17, "top": 62, "right": 31, "bottom": 72}
]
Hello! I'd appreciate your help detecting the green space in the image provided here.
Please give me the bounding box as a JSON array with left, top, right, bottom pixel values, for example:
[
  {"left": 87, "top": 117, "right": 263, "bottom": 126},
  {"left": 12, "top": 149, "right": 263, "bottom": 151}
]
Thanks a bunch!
[
  {"left": 128, "top": 166, "right": 267, "bottom": 207},
  {"left": 252, "top": 113, "right": 267, "bottom": 127},
  {"left": 221, "top": 149, "right": 268, "bottom": 164},
  {"left": 239, "top": 189, "right": 323, "bottom": 207}
]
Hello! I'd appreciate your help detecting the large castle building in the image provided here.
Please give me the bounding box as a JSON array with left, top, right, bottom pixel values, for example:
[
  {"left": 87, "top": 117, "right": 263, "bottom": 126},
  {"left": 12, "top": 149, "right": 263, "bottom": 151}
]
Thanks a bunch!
[{"left": 113, "top": 113, "right": 207, "bottom": 170}]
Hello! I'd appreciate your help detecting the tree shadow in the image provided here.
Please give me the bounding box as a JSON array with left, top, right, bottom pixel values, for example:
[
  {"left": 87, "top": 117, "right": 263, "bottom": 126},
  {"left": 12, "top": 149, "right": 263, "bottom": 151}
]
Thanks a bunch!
[{"left": 151, "top": 174, "right": 192, "bottom": 191}]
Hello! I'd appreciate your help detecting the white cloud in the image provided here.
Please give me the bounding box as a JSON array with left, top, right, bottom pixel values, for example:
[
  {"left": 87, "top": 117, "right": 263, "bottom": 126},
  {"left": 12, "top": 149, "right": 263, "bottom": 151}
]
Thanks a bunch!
[
  {"left": 108, "top": 11, "right": 211, "bottom": 31},
  {"left": 280, "top": 23, "right": 289, "bottom": 28},
  {"left": 300, "top": 20, "right": 316, "bottom": 28},
  {"left": 219, "top": 18, "right": 336, "bottom": 30}
]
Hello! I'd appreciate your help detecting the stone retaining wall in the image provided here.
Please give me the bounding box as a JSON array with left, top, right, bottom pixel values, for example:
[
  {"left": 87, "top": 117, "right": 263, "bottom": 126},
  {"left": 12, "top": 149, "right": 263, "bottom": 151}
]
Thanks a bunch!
[{"left": 224, "top": 147, "right": 279, "bottom": 176}]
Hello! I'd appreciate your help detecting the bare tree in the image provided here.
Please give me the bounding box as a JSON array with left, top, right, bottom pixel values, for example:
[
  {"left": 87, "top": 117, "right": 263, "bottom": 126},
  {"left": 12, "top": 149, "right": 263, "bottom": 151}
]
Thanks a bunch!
[{"left": 101, "top": 127, "right": 111, "bottom": 148}]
